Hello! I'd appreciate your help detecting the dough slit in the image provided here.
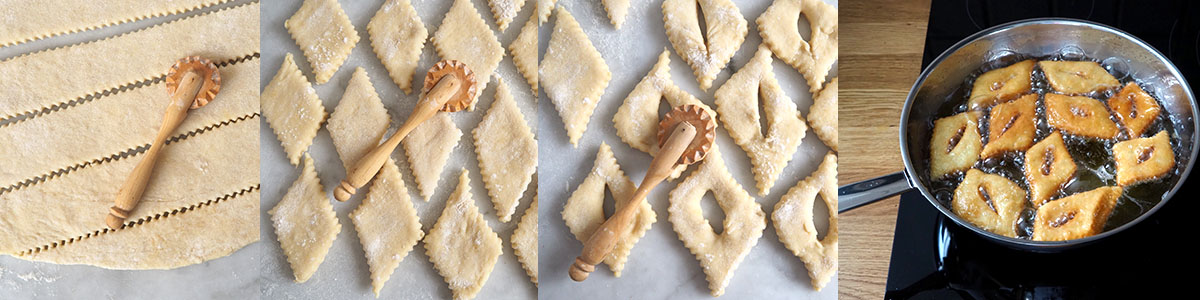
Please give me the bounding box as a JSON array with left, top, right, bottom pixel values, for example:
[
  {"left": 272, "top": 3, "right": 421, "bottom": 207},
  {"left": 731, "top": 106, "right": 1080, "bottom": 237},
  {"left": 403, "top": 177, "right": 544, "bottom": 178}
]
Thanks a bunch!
[{"left": 0, "top": 0, "right": 230, "bottom": 47}]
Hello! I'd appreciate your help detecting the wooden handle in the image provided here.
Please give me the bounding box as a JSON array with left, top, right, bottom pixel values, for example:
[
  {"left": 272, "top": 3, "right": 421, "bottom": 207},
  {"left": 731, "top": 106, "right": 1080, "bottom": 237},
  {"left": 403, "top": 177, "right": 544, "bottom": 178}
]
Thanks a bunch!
[
  {"left": 570, "top": 122, "right": 697, "bottom": 281},
  {"left": 334, "top": 73, "right": 462, "bottom": 201},
  {"left": 107, "top": 71, "right": 202, "bottom": 229}
]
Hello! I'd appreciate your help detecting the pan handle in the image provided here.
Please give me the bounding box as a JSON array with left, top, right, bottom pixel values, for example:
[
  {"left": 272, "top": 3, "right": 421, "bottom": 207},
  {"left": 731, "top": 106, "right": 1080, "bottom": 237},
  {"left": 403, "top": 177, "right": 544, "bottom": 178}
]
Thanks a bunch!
[{"left": 838, "top": 171, "right": 914, "bottom": 213}]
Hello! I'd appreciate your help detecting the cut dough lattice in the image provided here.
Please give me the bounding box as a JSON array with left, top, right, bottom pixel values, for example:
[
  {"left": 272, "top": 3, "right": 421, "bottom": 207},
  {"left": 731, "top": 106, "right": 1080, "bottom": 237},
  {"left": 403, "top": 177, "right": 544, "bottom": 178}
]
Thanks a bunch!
[
  {"left": 473, "top": 78, "right": 537, "bottom": 223},
  {"left": 487, "top": 0, "right": 526, "bottom": 31},
  {"left": 262, "top": 53, "right": 326, "bottom": 166},
  {"left": 602, "top": 0, "right": 631, "bottom": 29},
  {"left": 510, "top": 14, "right": 539, "bottom": 94},
  {"left": 368, "top": 0, "right": 428, "bottom": 94},
  {"left": 773, "top": 151, "right": 837, "bottom": 290},
  {"left": 0, "top": 0, "right": 227, "bottom": 47},
  {"left": 512, "top": 196, "right": 539, "bottom": 285},
  {"left": 562, "top": 142, "right": 655, "bottom": 277},
  {"left": 270, "top": 154, "right": 341, "bottom": 283},
  {"left": 541, "top": 6, "right": 612, "bottom": 146},
  {"left": 663, "top": 0, "right": 748, "bottom": 91},
  {"left": 433, "top": 0, "right": 506, "bottom": 109},
  {"left": 402, "top": 113, "right": 462, "bottom": 201},
  {"left": 613, "top": 49, "right": 714, "bottom": 180},
  {"left": 537, "top": 0, "right": 558, "bottom": 24},
  {"left": 668, "top": 146, "right": 766, "bottom": 296},
  {"left": 327, "top": 67, "right": 390, "bottom": 173},
  {"left": 424, "top": 169, "right": 503, "bottom": 300},
  {"left": 350, "top": 159, "right": 423, "bottom": 297},
  {"left": 757, "top": 0, "right": 838, "bottom": 93},
  {"left": 285, "top": 0, "right": 358, "bottom": 84},
  {"left": 715, "top": 45, "right": 808, "bottom": 195}
]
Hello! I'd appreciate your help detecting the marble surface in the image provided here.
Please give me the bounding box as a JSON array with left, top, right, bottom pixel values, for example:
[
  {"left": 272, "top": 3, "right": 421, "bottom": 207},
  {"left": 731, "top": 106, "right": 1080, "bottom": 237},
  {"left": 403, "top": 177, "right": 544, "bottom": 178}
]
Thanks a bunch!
[
  {"left": 537, "top": 0, "right": 838, "bottom": 299},
  {"left": 259, "top": 0, "right": 538, "bottom": 299}
]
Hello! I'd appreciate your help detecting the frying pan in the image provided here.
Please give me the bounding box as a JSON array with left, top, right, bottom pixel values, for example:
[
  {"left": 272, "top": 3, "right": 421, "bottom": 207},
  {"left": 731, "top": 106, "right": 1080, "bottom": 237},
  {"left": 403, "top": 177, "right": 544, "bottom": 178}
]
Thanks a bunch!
[{"left": 838, "top": 18, "right": 1198, "bottom": 251}]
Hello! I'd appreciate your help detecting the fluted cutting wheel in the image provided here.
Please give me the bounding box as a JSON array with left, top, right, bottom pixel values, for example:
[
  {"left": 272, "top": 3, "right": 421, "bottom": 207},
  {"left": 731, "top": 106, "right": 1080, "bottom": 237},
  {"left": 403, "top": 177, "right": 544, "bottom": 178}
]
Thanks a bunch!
[
  {"left": 166, "top": 56, "right": 221, "bottom": 109},
  {"left": 657, "top": 104, "right": 716, "bottom": 165},
  {"left": 421, "top": 60, "right": 478, "bottom": 112}
]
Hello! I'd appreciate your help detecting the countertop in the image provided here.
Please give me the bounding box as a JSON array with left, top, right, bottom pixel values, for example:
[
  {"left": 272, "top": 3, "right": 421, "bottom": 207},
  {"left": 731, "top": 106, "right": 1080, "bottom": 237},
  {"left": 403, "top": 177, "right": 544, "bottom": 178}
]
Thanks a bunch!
[{"left": 838, "top": 0, "right": 930, "bottom": 299}]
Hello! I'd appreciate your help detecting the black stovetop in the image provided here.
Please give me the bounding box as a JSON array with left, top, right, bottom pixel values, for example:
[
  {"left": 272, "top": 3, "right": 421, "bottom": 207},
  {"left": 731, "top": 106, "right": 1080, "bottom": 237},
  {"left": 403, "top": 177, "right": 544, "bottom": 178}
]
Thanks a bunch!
[{"left": 884, "top": 0, "right": 1200, "bottom": 299}]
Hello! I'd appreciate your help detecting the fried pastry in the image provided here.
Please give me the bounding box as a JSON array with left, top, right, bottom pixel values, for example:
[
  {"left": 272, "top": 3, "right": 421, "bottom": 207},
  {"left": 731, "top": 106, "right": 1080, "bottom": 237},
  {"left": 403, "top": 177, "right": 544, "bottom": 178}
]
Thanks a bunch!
[
  {"left": 1024, "top": 131, "right": 1077, "bottom": 208},
  {"left": 1039, "top": 60, "right": 1120, "bottom": 95},
  {"left": 1032, "top": 186, "right": 1121, "bottom": 241},
  {"left": 1108, "top": 82, "right": 1162, "bottom": 138},
  {"left": 952, "top": 169, "right": 1027, "bottom": 238},
  {"left": 1044, "top": 93, "right": 1120, "bottom": 139},
  {"left": 930, "top": 111, "right": 983, "bottom": 179},
  {"left": 968, "top": 59, "right": 1034, "bottom": 109},
  {"left": 1113, "top": 130, "right": 1175, "bottom": 186},
  {"left": 981, "top": 93, "right": 1038, "bottom": 158}
]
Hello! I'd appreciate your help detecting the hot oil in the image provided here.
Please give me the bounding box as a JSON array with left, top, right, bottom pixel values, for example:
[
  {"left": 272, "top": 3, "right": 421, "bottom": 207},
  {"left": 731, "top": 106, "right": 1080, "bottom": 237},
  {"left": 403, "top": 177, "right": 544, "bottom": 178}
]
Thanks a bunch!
[{"left": 929, "top": 53, "right": 1184, "bottom": 240}]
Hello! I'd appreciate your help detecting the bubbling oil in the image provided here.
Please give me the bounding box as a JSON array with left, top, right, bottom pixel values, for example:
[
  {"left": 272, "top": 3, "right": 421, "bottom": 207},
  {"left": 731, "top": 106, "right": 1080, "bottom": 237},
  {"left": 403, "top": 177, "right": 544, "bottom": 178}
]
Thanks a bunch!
[{"left": 928, "top": 53, "right": 1184, "bottom": 240}]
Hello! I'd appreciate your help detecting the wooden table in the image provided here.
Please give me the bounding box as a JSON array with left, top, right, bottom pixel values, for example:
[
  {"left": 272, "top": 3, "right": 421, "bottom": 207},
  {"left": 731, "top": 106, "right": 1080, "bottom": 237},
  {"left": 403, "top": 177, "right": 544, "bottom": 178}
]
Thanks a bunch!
[{"left": 839, "top": 0, "right": 931, "bottom": 299}]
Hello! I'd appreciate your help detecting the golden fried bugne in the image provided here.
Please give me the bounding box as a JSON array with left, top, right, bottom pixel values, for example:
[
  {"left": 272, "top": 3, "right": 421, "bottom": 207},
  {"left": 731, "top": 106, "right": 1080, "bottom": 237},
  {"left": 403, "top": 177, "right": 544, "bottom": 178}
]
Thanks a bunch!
[
  {"left": 952, "top": 169, "right": 1027, "bottom": 238},
  {"left": 981, "top": 93, "right": 1038, "bottom": 158},
  {"left": 1024, "top": 131, "right": 1077, "bottom": 208},
  {"left": 1033, "top": 186, "right": 1122, "bottom": 241},
  {"left": 1113, "top": 131, "right": 1175, "bottom": 186},
  {"left": 930, "top": 111, "right": 983, "bottom": 179},
  {"left": 969, "top": 59, "right": 1034, "bottom": 110}
]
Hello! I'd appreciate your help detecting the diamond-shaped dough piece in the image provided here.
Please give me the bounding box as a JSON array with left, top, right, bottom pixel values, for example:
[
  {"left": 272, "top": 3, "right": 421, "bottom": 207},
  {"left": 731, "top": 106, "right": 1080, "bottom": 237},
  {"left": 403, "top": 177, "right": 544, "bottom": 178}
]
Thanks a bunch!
[
  {"left": 510, "top": 14, "right": 538, "bottom": 94},
  {"left": 402, "top": 113, "right": 462, "bottom": 201},
  {"left": 757, "top": 0, "right": 838, "bottom": 93},
  {"left": 512, "top": 196, "right": 539, "bottom": 286},
  {"left": 980, "top": 93, "right": 1037, "bottom": 158},
  {"left": 773, "top": 152, "right": 837, "bottom": 290},
  {"left": 1114, "top": 130, "right": 1175, "bottom": 186},
  {"left": 562, "top": 142, "right": 655, "bottom": 277},
  {"left": 809, "top": 77, "right": 838, "bottom": 152},
  {"left": 930, "top": 111, "right": 982, "bottom": 179},
  {"left": 541, "top": 6, "right": 612, "bottom": 146},
  {"left": 1040, "top": 60, "right": 1120, "bottom": 95},
  {"left": 327, "top": 67, "right": 390, "bottom": 173},
  {"left": 663, "top": 0, "right": 747, "bottom": 91},
  {"left": 1033, "top": 186, "right": 1121, "bottom": 241},
  {"left": 285, "top": 0, "right": 358, "bottom": 84},
  {"left": 613, "top": 49, "right": 713, "bottom": 180},
  {"left": 952, "top": 169, "right": 1027, "bottom": 238},
  {"left": 968, "top": 59, "right": 1034, "bottom": 110},
  {"left": 368, "top": 0, "right": 428, "bottom": 94},
  {"left": 350, "top": 158, "right": 423, "bottom": 297},
  {"left": 433, "top": 0, "right": 506, "bottom": 109},
  {"left": 424, "top": 169, "right": 503, "bottom": 300},
  {"left": 270, "top": 154, "right": 340, "bottom": 283},
  {"left": 1108, "top": 82, "right": 1162, "bottom": 138},
  {"left": 487, "top": 0, "right": 526, "bottom": 31},
  {"left": 262, "top": 53, "right": 327, "bottom": 166},
  {"left": 1024, "top": 131, "right": 1077, "bottom": 208},
  {"left": 537, "top": 0, "right": 558, "bottom": 24},
  {"left": 473, "top": 78, "right": 537, "bottom": 223},
  {"left": 602, "top": 0, "right": 630, "bottom": 29},
  {"left": 668, "top": 145, "right": 766, "bottom": 296},
  {"left": 1045, "top": 93, "right": 1119, "bottom": 139},
  {"left": 715, "top": 45, "right": 807, "bottom": 195}
]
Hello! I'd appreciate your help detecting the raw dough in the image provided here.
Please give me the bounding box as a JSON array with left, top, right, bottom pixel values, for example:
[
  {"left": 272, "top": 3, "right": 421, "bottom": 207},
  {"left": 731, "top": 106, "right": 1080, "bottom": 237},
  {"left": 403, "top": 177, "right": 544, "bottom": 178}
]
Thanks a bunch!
[
  {"left": 562, "top": 142, "right": 655, "bottom": 277},
  {"left": 0, "top": 2, "right": 259, "bottom": 121},
  {"left": 432, "top": 0, "right": 506, "bottom": 109},
  {"left": 1108, "top": 82, "right": 1162, "bottom": 138},
  {"left": 326, "top": 67, "right": 391, "bottom": 173},
  {"left": 285, "top": 0, "right": 358, "bottom": 84},
  {"left": 667, "top": 146, "right": 766, "bottom": 296},
  {"left": 1045, "top": 93, "right": 1119, "bottom": 139},
  {"left": 662, "top": 0, "right": 747, "bottom": 91},
  {"left": 510, "top": 14, "right": 539, "bottom": 94},
  {"left": 350, "top": 159, "right": 423, "bottom": 297},
  {"left": 715, "top": 45, "right": 807, "bottom": 195},
  {"left": 537, "top": 0, "right": 558, "bottom": 24},
  {"left": 424, "top": 169, "right": 503, "bottom": 300},
  {"left": 1024, "top": 131, "right": 1076, "bottom": 208},
  {"left": 262, "top": 53, "right": 327, "bottom": 166},
  {"left": 270, "top": 154, "right": 341, "bottom": 283},
  {"left": 809, "top": 77, "right": 838, "bottom": 152},
  {"left": 541, "top": 6, "right": 612, "bottom": 146},
  {"left": 1113, "top": 130, "right": 1175, "bottom": 186},
  {"left": 511, "top": 196, "right": 539, "bottom": 286},
  {"left": 613, "top": 49, "right": 714, "bottom": 180},
  {"left": 0, "top": 0, "right": 227, "bottom": 47},
  {"left": 401, "top": 113, "right": 462, "bottom": 201},
  {"left": 473, "top": 78, "right": 537, "bottom": 223},
  {"left": 757, "top": 0, "right": 838, "bottom": 93},
  {"left": 487, "top": 0, "right": 526, "bottom": 31},
  {"left": 367, "top": 0, "right": 428, "bottom": 94},
  {"left": 773, "top": 151, "right": 836, "bottom": 290},
  {"left": 602, "top": 0, "right": 630, "bottom": 29}
]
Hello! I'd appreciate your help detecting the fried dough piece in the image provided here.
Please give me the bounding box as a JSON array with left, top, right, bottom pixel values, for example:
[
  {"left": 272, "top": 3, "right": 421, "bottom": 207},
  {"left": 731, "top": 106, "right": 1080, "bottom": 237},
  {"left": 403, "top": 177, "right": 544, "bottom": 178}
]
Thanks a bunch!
[
  {"left": 968, "top": 59, "right": 1034, "bottom": 109},
  {"left": 1045, "top": 93, "right": 1119, "bottom": 139},
  {"left": 981, "top": 93, "right": 1038, "bottom": 158},
  {"left": 1039, "top": 60, "right": 1120, "bottom": 95},
  {"left": 952, "top": 169, "right": 1026, "bottom": 238},
  {"left": 930, "top": 111, "right": 983, "bottom": 179},
  {"left": 1113, "top": 131, "right": 1175, "bottom": 186},
  {"left": 1024, "top": 131, "right": 1077, "bottom": 208},
  {"left": 1108, "top": 82, "right": 1162, "bottom": 138},
  {"left": 1032, "top": 186, "right": 1121, "bottom": 241}
]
